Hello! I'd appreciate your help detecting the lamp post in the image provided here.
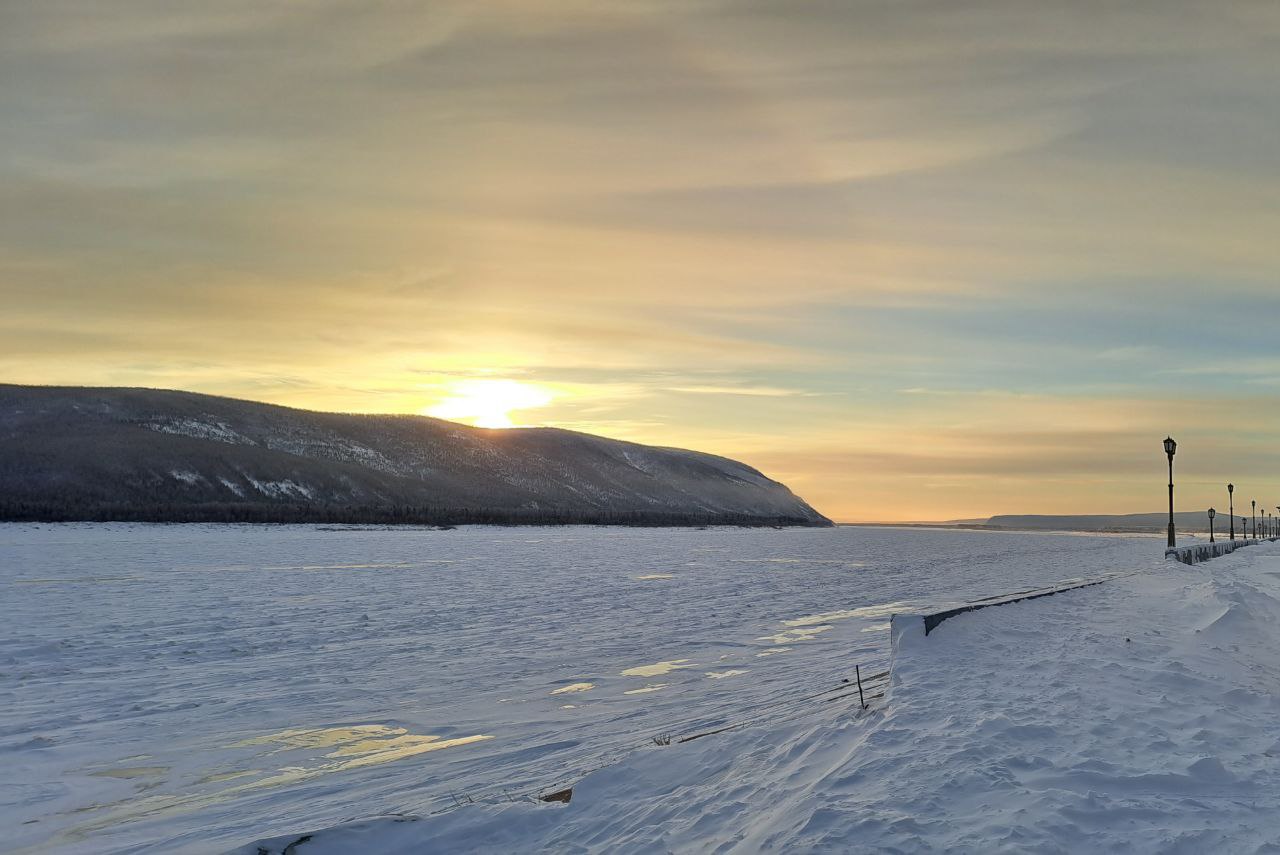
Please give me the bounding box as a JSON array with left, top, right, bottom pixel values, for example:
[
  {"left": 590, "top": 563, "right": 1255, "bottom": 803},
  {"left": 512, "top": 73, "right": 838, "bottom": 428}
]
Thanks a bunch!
[
  {"left": 1228, "top": 484, "right": 1235, "bottom": 541},
  {"left": 1253, "top": 500, "right": 1257, "bottom": 540},
  {"left": 1164, "top": 437, "right": 1177, "bottom": 548},
  {"left": 1208, "top": 508, "right": 1216, "bottom": 543}
]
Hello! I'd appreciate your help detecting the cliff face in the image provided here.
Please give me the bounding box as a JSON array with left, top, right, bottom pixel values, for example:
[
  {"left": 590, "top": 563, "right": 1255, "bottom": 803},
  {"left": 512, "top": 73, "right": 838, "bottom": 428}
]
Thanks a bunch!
[{"left": 0, "top": 385, "right": 830, "bottom": 526}]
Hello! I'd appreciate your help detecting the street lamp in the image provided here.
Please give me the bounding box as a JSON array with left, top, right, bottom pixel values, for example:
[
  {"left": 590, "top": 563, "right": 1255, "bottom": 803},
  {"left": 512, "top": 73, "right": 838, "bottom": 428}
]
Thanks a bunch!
[
  {"left": 1228, "top": 484, "right": 1235, "bottom": 540},
  {"left": 1253, "top": 500, "right": 1257, "bottom": 540},
  {"left": 1208, "top": 508, "right": 1216, "bottom": 543},
  {"left": 1164, "top": 437, "right": 1177, "bottom": 548}
]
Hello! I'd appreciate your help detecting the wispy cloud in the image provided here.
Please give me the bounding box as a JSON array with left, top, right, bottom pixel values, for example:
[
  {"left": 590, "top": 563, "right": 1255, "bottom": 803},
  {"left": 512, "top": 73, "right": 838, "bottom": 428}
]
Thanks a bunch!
[
  {"left": 3, "top": 1, "right": 1279, "bottom": 519},
  {"left": 668, "top": 385, "right": 819, "bottom": 397}
]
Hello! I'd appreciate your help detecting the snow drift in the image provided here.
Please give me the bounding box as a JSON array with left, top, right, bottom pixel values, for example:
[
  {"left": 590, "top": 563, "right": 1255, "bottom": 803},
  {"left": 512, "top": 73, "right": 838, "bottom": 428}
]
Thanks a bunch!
[{"left": 234, "top": 541, "right": 1280, "bottom": 853}]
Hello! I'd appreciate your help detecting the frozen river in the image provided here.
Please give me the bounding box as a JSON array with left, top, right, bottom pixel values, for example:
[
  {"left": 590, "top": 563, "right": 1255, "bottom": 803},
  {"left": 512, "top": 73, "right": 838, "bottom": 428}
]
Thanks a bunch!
[{"left": 0, "top": 523, "right": 1162, "bottom": 853}]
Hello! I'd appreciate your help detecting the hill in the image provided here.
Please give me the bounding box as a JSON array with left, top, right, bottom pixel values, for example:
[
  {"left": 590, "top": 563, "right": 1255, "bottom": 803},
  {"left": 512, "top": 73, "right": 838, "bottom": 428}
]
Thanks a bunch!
[
  {"left": 984, "top": 512, "right": 1236, "bottom": 534},
  {"left": 0, "top": 385, "right": 829, "bottom": 526}
]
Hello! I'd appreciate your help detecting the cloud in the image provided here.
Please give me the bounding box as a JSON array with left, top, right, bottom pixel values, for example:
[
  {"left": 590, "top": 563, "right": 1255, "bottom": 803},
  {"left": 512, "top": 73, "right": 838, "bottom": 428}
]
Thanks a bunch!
[
  {"left": 3, "top": 1, "right": 1280, "bottom": 520},
  {"left": 668, "top": 385, "right": 818, "bottom": 397}
]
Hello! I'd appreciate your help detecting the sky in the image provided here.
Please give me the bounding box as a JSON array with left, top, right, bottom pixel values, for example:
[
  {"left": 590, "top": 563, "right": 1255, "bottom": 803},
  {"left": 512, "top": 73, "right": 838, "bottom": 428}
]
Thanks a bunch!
[{"left": 3, "top": 1, "right": 1280, "bottom": 522}]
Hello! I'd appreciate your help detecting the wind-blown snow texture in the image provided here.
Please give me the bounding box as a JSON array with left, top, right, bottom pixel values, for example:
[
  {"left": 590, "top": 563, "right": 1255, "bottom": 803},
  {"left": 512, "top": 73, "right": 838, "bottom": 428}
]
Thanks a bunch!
[
  {"left": 1, "top": 523, "right": 1168, "bottom": 853},
  {"left": 0, "top": 385, "right": 827, "bottom": 525},
  {"left": 240, "top": 538, "right": 1280, "bottom": 854}
]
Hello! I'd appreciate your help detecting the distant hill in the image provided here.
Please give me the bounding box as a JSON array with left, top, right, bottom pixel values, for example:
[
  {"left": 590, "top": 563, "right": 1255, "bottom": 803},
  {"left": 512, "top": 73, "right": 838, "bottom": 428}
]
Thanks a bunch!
[
  {"left": 985, "top": 512, "right": 1240, "bottom": 534},
  {"left": 0, "top": 385, "right": 830, "bottom": 527}
]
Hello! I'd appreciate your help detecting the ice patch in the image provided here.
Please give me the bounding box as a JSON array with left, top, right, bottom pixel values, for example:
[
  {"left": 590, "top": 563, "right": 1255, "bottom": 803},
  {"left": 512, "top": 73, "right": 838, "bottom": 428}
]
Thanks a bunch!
[
  {"left": 622, "top": 659, "right": 695, "bottom": 677},
  {"left": 550, "top": 683, "right": 594, "bottom": 695},
  {"left": 782, "top": 601, "right": 908, "bottom": 627},
  {"left": 757, "top": 625, "right": 834, "bottom": 645},
  {"left": 230, "top": 725, "right": 492, "bottom": 772},
  {"left": 756, "top": 647, "right": 792, "bottom": 657},
  {"left": 623, "top": 684, "right": 668, "bottom": 695}
]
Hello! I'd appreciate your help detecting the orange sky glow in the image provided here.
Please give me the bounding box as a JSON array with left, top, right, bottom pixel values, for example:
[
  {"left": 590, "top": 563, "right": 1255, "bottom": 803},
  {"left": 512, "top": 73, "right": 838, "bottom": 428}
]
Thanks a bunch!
[{"left": 3, "top": 2, "right": 1280, "bottom": 521}]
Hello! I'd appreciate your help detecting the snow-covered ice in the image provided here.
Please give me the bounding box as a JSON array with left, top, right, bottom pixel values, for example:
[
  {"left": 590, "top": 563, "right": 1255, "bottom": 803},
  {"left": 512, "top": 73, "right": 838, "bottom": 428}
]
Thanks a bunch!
[
  {"left": 1, "top": 523, "right": 1172, "bottom": 852},
  {"left": 238, "top": 538, "right": 1280, "bottom": 854}
]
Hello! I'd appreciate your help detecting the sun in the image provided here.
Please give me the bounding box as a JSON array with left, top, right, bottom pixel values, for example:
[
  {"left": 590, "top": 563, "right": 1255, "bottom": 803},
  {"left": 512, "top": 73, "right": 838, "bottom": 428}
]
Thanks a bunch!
[{"left": 424, "top": 379, "right": 553, "bottom": 429}]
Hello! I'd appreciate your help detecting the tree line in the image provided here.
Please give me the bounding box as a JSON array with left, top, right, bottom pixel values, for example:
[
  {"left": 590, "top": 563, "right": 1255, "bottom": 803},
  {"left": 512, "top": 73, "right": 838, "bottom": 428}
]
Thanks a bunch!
[{"left": 0, "top": 499, "right": 827, "bottom": 528}]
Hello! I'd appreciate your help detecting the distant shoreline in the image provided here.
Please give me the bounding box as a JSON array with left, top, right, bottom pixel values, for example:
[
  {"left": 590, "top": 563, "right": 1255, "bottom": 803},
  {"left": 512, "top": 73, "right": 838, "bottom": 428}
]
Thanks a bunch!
[
  {"left": 0, "top": 501, "right": 829, "bottom": 529},
  {"left": 839, "top": 521, "right": 1203, "bottom": 536}
]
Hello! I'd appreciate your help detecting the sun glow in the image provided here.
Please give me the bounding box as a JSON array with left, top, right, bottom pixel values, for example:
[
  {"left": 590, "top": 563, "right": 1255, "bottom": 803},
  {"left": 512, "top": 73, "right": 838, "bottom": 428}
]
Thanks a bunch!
[{"left": 424, "top": 379, "right": 553, "bottom": 429}]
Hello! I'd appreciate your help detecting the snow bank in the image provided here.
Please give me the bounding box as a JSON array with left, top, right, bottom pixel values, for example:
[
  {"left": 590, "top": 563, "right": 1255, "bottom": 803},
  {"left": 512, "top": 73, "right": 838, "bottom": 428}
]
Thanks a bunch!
[
  {"left": 1164, "top": 537, "right": 1271, "bottom": 565},
  {"left": 237, "top": 540, "right": 1280, "bottom": 853}
]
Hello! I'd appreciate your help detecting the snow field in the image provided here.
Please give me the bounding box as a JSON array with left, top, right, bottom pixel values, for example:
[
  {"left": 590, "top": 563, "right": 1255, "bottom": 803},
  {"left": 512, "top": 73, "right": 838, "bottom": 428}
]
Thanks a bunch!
[
  {"left": 250, "top": 540, "right": 1280, "bottom": 853},
  {"left": 0, "top": 523, "right": 1160, "bottom": 853}
]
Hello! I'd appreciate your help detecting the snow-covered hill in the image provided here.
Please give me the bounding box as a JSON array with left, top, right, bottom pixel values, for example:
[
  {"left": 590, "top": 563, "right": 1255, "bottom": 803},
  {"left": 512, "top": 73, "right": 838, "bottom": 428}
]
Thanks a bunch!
[{"left": 0, "top": 385, "right": 829, "bottom": 525}]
